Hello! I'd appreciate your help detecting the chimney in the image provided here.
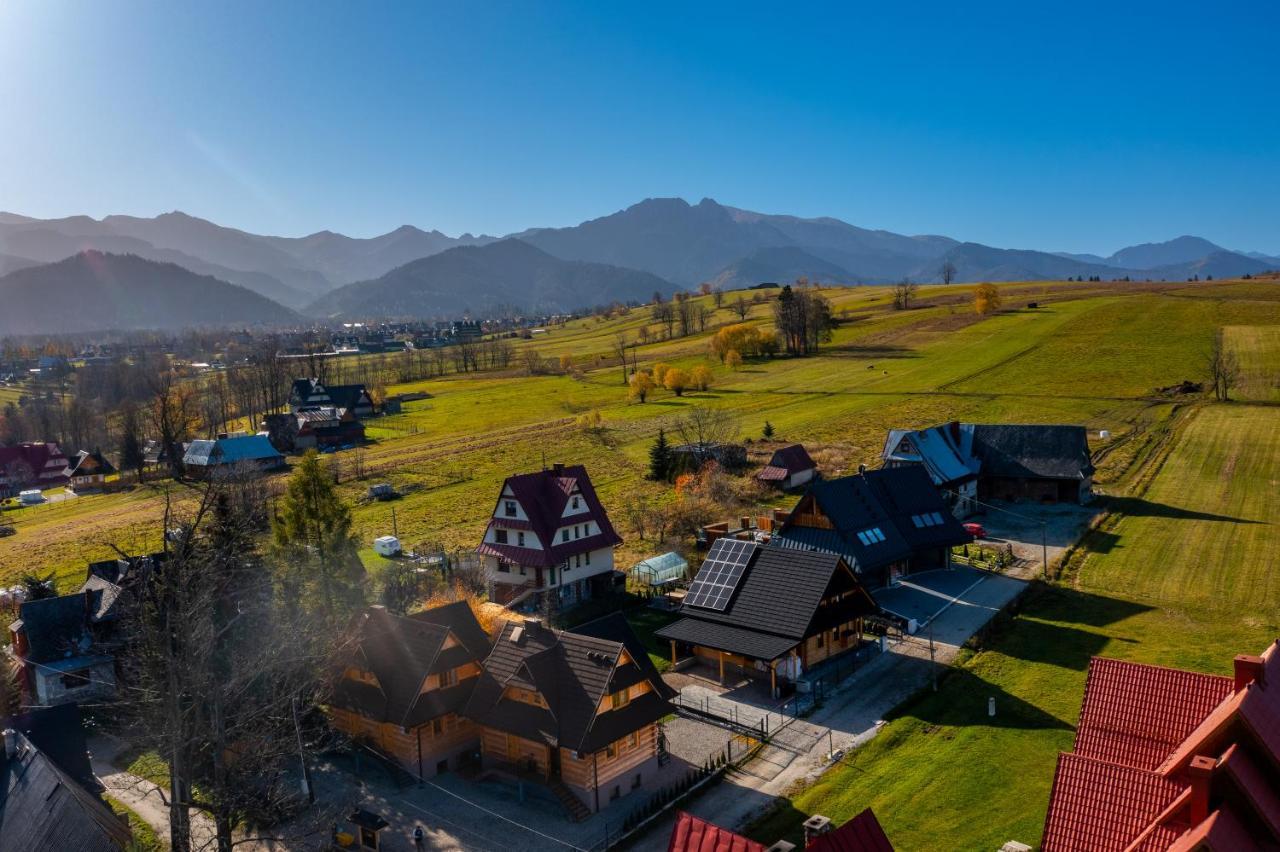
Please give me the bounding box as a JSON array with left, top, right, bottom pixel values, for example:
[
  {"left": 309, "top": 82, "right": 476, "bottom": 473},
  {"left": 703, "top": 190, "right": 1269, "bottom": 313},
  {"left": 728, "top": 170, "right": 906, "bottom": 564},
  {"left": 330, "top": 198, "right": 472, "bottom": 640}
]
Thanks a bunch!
[
  {"left": 802, "top": 815, "right": 832, "bottom": 845},
  {"left": 1187, "top": 755, "right": 1216, "bottom": 825},
  {"left": 1233, "top": 654, "right": 1264, "bottom": 692},
  {"left": 3, "top": 730, "right": 15, "bottom": 760},
  {"left": 552, "top": 462, "right": 564, "bottom": 475},
  {"left": 858, "top": 463, "right": 867, "bottom": 475}
]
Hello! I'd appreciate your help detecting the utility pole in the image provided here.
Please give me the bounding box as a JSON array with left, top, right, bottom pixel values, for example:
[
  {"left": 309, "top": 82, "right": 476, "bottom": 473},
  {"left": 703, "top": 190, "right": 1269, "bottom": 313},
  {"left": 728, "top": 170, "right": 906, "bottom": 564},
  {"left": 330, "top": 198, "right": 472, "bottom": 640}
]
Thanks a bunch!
[
  {"left": 391, "top": 505, "right": 398, "bottom": 539},
  {"left": 1041, "top": 522, "right": 1049, "bottom": 581},
  {"left": 929, "top": 619, "right": 937, "bottom": 692}
]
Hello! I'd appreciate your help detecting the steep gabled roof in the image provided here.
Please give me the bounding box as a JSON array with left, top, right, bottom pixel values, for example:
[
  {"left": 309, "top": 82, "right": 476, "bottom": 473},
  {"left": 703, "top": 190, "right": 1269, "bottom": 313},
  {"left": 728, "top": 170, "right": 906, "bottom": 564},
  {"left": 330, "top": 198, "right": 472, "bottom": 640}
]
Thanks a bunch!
[
  {"left": 14, "top": 594, "right": 92, "bottom": 664},
  {"left": 331, "top": 603, "right": 491, "bottom": 728},
  {"left": 3, "top": 704, "right": 98, "bottom": 794},
  {"left": 1074, "top": 657, "right": 1234, "bottom": 771},
  {"left": 464, "top": 614, "right": 672, "bottom": 753},
  {"left": 967, "top": 424, "right": 1095, "bottom": 480},
  {"left": 881, "top": 423, "right": 978, "bottom": 488},
  {"left": 1042, "top": 753, "right": 1185, "bottom": 852},
  {"left": 773, "top": 466, "right": 969, "bottom": 573},
  {"left": 667, "top": 810, "right": 766, "bottom": 852},
  {"left": 758, "top": 444, "right": 816, "bottom": 482},
  {"left": 807, "top": 807, "right": 896, "bottom": 852},
  {"left": 655, "top": 546, "right": 878, "bottom": 660},
  {"left": 477, "top": 464, "right": 622, "bottom": 568},
  {"left": 69, "top": 449, "right": 116, "bottom": 478},
  {"left": 0, "top": 730, "right": 133, "bottom": 852}
]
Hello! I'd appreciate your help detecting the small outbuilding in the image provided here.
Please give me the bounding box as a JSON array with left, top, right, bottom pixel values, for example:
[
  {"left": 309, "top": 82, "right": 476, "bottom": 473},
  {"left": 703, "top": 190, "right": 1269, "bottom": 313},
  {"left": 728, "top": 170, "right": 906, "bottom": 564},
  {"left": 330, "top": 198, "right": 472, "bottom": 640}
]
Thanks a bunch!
[
  {"left": 630, "top": 551, "right": 689, "bottom": 590},
  {"left": 372, "top": 535, "right": 401, "bottom": 557},
  {"left": 756, "top": 444, "right": 817, "bottom": 490}
]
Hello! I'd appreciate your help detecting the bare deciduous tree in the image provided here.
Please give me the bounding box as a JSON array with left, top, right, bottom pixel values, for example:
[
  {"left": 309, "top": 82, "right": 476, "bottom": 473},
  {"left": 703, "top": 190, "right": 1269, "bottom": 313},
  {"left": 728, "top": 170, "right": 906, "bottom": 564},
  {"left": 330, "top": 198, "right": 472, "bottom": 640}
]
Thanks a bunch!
[
  {"left": 1206, "top": 332, "right": 1240, "bottom": 402},
  {"left": 892, "top": 278, "right": 918, "bottom": 310},
  {"left": 940, "top": 260, "right": 957, "bottom": 285}
]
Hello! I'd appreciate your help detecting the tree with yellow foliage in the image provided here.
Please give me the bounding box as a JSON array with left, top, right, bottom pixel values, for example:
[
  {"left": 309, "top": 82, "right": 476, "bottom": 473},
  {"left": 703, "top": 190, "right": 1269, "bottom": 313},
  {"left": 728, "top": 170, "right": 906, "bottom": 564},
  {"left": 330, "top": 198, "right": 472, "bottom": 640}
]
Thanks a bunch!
[
  {"left": 663, "top": 367, "right": 691, "bottom": 396},
  {"left": 725, "top": 350, "right": 743, "bottom": 371},
  {"left": 973, "top": 283, "right": 1002, "bottom": 315},
  {"left": 690, "top": 365, "right": 713, "bottom": 391},
  {"left": 559, "top": 353, "right": 573, "bottom": 373},
  {"left": 651, "top": 362, "right": 670, "bottom": 385},
  {"left": 629, "top": 370, "right": 655, "bottom": 403}
]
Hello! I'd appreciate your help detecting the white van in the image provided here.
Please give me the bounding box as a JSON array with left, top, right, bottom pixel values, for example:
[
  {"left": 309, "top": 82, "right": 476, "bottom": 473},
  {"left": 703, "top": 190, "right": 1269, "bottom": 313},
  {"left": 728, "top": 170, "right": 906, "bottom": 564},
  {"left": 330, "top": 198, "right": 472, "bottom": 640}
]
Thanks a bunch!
[{"left": 18, "top": 490, "right": 45, "bottom": 505}]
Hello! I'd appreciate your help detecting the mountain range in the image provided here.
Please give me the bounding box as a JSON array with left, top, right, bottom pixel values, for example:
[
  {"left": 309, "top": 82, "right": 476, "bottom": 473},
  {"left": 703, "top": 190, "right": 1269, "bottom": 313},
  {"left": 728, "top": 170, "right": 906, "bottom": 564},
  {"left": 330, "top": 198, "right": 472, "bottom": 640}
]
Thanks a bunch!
[{"left": 0, "top": 198, "right": 1275, "bottom": 331}]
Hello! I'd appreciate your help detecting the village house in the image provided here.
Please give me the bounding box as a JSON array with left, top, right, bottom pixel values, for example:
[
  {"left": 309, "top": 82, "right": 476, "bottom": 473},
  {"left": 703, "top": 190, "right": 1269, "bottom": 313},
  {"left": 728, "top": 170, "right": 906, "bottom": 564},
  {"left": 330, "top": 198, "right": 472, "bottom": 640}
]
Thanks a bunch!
[
  {"left": 464, "top": 613, "right": 676, "bottom": 817},
  {"left": 756, "top": 443, "right": 818, "bottom": 491},
  {"left": 1041, "top": 640, "right": 1280, "bottom": 851},
  {"left": 477, "top": 463, "right": 623, "bottom": 609},
  {"left": 263, "top": 406, "right": 365, "bottom": 453},
  {"left": 182, "top": 434, "right": 286, "bottom": 477},
  {"left": 289, "top": 378, "right": 377, "bottom": 418},
  {"left": 656, "top": 539, "right": 879, "bottom": 693},
  {"left": 67, "top": 449, "right": 116, "bottom": 492},
  {"left": 882, "top": 422, "right": 1094, "bottom": 511},
  {"left": 772, "top": 465, "right": 972, "bottom": 589},
  {"left": 0, "top": 442, "right": 70, "bottom": 498},
  {"left": 0, "top": 704, "right": 134, "bottom": 851},
  {"left": 329, "top": 603, "right": 492, "bottom": 780},
  {"left": 8, "top": 593, "right": 116, "bottom": 708}
]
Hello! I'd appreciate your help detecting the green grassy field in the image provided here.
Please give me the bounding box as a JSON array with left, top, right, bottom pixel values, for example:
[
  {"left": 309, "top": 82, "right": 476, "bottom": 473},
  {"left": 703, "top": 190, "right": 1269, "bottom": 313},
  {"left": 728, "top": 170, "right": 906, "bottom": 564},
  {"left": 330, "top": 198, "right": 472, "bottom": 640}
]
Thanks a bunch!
[
  {"left": 746, "top": 402, "right": 1280, "bottom": 851},
  {"left": 1225, "top": 324, "right": 1280, "bottom": 402},
  {"left": 2, "top": 278, "right": 1276, "bottom": 598}
]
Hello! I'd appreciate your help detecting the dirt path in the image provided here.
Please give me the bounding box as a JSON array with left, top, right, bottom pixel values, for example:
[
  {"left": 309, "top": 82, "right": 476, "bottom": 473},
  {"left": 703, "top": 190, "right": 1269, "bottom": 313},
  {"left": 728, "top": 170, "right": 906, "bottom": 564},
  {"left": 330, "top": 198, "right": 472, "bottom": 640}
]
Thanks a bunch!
[{"left": 90, "top": 735, "right": 219, "bottom": 851}]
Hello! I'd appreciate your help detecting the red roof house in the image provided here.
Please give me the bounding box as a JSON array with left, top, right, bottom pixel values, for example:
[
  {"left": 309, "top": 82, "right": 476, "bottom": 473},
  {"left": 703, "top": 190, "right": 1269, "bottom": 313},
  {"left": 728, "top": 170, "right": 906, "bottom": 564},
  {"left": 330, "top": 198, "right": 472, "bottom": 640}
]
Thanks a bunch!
[
  {"left": 667, "top": 808, "right": 895, "bottom": 852},
  {"left": 1041, "top": 640, "right": 1280, "bottom": 851},
  {"left": 756, "top": 444, "right": 817, "bottom": 490},
  {"left": 806, "top": 809, "right": 895, "bottom": 852},
  {"left": 668, "top": 811, "right": 765, "bottom": 852},
  {"left": 0, "top": 442, "right": 70, "bottom": 496}
]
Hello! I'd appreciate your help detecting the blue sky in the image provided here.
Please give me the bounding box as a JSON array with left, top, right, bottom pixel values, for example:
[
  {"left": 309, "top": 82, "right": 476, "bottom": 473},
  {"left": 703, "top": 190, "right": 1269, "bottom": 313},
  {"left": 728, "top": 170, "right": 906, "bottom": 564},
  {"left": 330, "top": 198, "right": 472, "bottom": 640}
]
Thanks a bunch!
[{"left": 1, "top": 1, "right": 1277, "bottom": 253}]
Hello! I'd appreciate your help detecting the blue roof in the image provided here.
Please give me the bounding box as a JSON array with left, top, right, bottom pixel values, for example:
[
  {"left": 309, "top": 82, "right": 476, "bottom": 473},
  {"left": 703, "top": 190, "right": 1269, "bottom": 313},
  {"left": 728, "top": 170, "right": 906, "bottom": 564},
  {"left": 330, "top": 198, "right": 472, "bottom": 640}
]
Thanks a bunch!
[{"left": 183, "top": 434, "right": 283, "bottom": 467}]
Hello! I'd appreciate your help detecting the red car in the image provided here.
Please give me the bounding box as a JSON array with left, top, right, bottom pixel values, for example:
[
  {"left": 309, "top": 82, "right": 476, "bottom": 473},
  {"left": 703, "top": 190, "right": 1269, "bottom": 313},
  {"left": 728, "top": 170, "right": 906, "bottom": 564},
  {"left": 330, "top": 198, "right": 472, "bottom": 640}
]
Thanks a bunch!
[{"left": 963, "top": 522, "right": 987, "bottom": 539}]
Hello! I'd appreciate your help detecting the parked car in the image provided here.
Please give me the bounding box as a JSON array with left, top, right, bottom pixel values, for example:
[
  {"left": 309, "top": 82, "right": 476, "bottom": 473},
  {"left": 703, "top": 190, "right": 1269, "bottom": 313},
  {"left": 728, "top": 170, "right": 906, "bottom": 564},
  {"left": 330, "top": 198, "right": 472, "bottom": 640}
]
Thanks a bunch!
[{"left": 963, "top": 522, "right": 987, "bottom": 539}]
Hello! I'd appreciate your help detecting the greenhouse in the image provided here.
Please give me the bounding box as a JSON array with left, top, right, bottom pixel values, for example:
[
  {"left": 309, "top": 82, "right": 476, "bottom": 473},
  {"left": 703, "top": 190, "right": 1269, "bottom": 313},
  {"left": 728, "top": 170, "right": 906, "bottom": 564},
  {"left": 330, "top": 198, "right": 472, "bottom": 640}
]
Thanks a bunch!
[{"left": 630, "top": 551, "right": 689, "bottom": 588}]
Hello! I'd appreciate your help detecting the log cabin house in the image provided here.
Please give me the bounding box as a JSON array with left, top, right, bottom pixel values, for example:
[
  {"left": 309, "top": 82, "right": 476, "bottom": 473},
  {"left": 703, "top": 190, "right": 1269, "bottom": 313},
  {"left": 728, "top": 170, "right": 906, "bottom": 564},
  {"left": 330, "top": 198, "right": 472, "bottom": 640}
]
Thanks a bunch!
[
  {"left": 656, "top": 540, "right": 879, "bottom": 693},
  {"left": 477, "top": 463, "right": 623, "bottom": 610},
  {"left": 772, "top": 465, "right": 972, "bottom": 589},
  {"left": 463, "top": 613, "right": 676, "bottom": 816},
  {"left": 329, "top": 602, "right": 492, "bottom": 780}
]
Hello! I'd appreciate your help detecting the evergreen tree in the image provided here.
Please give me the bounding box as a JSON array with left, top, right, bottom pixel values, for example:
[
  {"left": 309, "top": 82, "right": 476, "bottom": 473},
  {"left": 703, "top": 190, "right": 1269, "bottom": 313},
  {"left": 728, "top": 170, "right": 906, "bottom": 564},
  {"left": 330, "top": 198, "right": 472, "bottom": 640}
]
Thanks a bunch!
[
  {"left": 648, "top": 429, "right": 674, "bottom": 481},
  {"left": 272, "top": 450, "right": 365, "bottom": 627},
  {"left": 762, "top": 421, "right": 775, "bottom": 440}
]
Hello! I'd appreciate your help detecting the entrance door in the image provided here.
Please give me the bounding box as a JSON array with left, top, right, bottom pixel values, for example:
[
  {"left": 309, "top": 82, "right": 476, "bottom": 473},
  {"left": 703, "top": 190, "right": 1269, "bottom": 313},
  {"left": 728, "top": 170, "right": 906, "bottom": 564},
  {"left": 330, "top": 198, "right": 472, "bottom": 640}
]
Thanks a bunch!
[{"left": 549, "top": 745, "right": 561, "bottom": 780}]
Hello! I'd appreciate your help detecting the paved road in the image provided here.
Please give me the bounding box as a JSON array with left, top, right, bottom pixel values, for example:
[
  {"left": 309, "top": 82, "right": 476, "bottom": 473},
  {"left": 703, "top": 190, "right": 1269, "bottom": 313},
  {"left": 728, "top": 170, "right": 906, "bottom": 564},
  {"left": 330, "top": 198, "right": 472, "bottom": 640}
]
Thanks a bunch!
[
  {"left": 90, "top": 735, "right": 219, "bottom": 852},
  {"left": 631, "top": 568, "right": 1029, "bottom": 850}
]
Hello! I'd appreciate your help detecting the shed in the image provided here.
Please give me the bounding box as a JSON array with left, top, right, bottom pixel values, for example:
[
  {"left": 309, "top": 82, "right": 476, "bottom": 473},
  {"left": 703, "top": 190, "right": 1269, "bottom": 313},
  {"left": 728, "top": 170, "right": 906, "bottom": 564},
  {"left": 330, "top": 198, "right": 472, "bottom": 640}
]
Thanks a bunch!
[{"left": 630, "top": 552, "right": 689, "bottom": 588}]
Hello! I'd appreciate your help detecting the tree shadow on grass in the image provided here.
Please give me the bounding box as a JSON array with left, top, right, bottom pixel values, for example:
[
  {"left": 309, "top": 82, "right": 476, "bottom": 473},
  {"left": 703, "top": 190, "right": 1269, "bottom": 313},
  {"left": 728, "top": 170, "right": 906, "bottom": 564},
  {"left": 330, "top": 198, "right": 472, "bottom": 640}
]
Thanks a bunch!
[
  {"left": 887, "top": 667, "right": 1075, "bottom": 732},
  {"left": 980, "top": 586, "right": 1153, "bottom": 669},
  {"left": 1102, "top": 495, "right": 1262, "bottom": 525}
]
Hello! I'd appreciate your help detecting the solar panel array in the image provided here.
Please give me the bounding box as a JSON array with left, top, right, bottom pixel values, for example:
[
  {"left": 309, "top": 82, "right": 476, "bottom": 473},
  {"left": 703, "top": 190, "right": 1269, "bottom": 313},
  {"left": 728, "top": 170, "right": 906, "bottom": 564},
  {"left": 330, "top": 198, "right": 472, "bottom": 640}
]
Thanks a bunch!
[{"left": 684, "top": 537, "right": 755, "bottom": 611}]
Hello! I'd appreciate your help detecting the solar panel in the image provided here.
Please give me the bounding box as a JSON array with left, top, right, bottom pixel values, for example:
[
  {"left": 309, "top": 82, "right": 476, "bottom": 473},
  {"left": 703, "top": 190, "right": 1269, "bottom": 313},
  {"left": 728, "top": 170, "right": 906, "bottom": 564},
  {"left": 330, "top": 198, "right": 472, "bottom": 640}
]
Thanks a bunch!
[{"left": 684, "top": 538, "right": 756, "bottom": 611}]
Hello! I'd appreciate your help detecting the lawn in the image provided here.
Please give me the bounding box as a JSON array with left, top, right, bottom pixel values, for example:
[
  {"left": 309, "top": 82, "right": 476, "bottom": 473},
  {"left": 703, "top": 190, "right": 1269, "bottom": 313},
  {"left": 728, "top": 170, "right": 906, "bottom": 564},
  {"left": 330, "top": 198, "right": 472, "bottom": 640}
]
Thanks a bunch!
[
  {"left": 106, "top": 795, "right": 165, "bottom": 852},
  {"left": 1225, "top": 324, "right": 1280, "bottom": 402},
  {"left": 746, "top": 402, "right": 1280, "bottom": 851}
]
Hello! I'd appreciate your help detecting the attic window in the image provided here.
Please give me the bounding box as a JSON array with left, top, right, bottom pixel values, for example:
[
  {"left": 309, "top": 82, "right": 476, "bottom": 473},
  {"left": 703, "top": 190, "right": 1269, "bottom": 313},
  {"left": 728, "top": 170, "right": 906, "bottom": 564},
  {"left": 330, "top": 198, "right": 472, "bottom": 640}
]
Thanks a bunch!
[
  {"left": 855, "top": 527, "right": 886, "bottom": 545},
  {"left": 572, "top": 496, "right": 580, "bottom": 509},
  {"left": 911, "top": 512, "right": 947, "bottom": 528},
  {"left": 504, "top": 501, "right": 517, "bottom": 517}
]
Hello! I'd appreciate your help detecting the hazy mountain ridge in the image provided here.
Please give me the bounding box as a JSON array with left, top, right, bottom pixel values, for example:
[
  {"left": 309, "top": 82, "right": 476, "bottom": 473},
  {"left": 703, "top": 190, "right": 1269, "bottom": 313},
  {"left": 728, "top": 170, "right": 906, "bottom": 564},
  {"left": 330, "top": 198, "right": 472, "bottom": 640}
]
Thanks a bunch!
[
  {"left": 0, "top": 251, "right": 298, "bottom": 335},
  {"left": 307, "top": 238, "right": 670, "bottom": 319}
]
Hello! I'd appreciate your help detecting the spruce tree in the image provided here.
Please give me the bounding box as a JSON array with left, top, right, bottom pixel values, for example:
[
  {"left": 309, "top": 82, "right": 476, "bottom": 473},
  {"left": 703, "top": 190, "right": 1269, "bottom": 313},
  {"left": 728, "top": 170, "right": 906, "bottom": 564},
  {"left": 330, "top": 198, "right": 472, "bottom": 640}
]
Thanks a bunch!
[
  {"left": 649, "top": 429, "right": 673, "bottom": 481},
  {"left": 762, "top": 421, "right": 775, "bottom": 440}
]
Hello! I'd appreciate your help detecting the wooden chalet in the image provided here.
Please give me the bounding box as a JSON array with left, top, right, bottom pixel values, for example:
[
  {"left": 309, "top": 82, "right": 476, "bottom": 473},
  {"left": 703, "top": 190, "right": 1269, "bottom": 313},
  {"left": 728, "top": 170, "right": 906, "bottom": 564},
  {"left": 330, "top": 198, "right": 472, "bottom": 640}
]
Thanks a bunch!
[
  {"left": 756, "top": 444, "right": 818, "bottom": 491},
  {"left": 1041, "top": 640, "right": 1280, "bottom": 851},
  {"left": 772, "top": 466, "right": 972, "bottom": 589},
  {"left": 67, "top": 449, "right": 116, "bottom": 492},
  {"left": 463, "top": 613, "right": 676, "bottom": 815},
  {"left": 477, "top": 463, "right": 623, "bottom": 610},
  {"left": 883, "top": 421, "right": 1094, "bottom": 508},
  {"left": 329, "top": 603, "right": 492, "bottom": 780},
  {"left": 289, "top": 378, "right": 376, "bottom": 419},
  {"left": 656, "top": 540, "right": 879, "bottom": 693}
]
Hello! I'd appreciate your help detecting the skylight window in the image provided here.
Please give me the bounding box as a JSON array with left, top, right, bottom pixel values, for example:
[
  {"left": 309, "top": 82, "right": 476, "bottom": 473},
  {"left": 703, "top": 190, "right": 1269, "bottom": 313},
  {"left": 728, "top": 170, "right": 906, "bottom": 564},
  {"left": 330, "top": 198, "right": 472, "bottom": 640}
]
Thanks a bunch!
[
  {"left": 911, "top": 512, "right": 948, "bottom": 528},
  {"left": 856, "top": 527, "right": 886, "bottom": 545}
]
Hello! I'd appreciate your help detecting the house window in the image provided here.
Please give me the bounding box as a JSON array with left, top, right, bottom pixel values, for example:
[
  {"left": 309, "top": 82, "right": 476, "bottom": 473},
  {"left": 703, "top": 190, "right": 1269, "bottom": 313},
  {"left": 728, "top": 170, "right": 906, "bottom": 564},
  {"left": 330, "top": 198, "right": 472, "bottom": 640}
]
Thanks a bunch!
[
  {"left": 498, "top": 561, "right": 511, "bottom": 573},
  {"left": 611, "top": 689, "right": 631, "bottom": 710},
  {"left": 575, "top": 554, "right": 581, "bottom": 568},
  {"left": 606, "top": 743, "right": 617, "bottom": 759},
  {"left": 495, "top": 529, "right": 508, "bottom": 544},
  {"left": 549, "top": 567, "right": 557, "bottom": 585},
  {"left": 505, "top": 500, "right": 517, "bottom": 517},
  {"left": 432, "top": 717, "right": 444, "bottom": 736},
  {"left": 585, "top": 551, "right": 591, "bottom": 566},
  {"left": 440, "top": 668, "right": 458, "bottom": 688},
  {"left": 632, "top": 772, "right": 642, "bottom": 790},
  {"left": 517, "top": 532, "right": 525, "bottom": 546},
  {"left": 572, "top": 496, "right": 580, "bottom": 509},
  {"left": 816, "top": 632, "right": 825, "bottom": 648},
  {"left": 627, "top": 732, "right": 638, "bottom": 749},
  {"left": 856, "top": 527, "right": 886, "bottom": 545},
  {"left": 574, "top": 525, "right": 580, "bottom": 539},
  {"left": 563, "top": 559, "right": 570, "bottom": 572},
  {"left": 562, "top": 529, "right": 570, "bottom": 543}
]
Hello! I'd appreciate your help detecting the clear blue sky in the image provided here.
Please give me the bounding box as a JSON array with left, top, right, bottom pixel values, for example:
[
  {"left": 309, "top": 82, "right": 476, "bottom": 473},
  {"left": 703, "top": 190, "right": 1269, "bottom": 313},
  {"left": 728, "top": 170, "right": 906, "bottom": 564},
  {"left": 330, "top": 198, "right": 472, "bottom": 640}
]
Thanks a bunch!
[{"left": 2, "top": 1, "right": 1277, "bottom": 254}]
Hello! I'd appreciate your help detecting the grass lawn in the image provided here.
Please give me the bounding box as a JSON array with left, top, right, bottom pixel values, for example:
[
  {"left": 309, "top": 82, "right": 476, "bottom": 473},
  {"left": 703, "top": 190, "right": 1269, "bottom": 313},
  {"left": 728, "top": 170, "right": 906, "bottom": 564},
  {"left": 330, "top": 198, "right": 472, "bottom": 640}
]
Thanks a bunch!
[
  {"left": 106, "top": 794, "right": 165, "bottom": 851},
  {"left": 746, "top": 402, "right": 1280, "bottom": 851},
  {"left": 624, "top": 606, "right": 681, "bottom": 672},
  {"left": 1225, "top": 324, "right": 1280, "bottom": 402}
]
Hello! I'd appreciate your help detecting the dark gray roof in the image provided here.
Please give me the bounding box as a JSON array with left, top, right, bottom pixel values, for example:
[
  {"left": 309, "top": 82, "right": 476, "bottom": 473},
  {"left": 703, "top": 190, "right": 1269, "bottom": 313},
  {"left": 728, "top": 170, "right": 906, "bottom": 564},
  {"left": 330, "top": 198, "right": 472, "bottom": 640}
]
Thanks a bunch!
[
  {"left": 3, "top": 704, "right": 97, "bottom": 794},
  {"left": 773, "top": 466, "right": 970, "bottom": 574},
  {"left": 15, "top": 594, "right": 92, "bottom": 664},
  {"left": 0, "top": 731, "right": 132, "bottom": 852},
  {"left": 969, "top": 424, "right": 1095, "bottom": 480},
  {"left": 79, "top": 576, "right": 124, "bottom": 624},
  {"left": 464, "top": 614, "right": 672, "bottom": 753},
  {"left": 332, "top": 602, "right": 491, "bottom": 728},
  {"left": 655, "top": 547, "right": 877, "bottom": 660}
]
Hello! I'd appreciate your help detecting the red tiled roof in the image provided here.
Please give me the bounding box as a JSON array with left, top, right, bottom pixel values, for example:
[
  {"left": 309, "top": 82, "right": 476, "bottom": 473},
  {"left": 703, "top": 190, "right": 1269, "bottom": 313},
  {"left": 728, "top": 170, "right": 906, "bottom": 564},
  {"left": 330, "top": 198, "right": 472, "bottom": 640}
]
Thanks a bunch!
[
  {"left": 1074, "top": 657, "right": 1234, "bottom": 770},
  {"left": 807, "top": 808, "right": 895, "bottom": 852},
  {"left": 1041, "top": 754, "right": 1185, "bottom": 852},
  {"left": 1164, "top": 807, "right": 1256, "bottom": 852},
  {"left": 756, "top": 465, "right": 789, "bottom": 481},
  {"left": 667, "top": 811, "right": 765, "bottom": 852}
]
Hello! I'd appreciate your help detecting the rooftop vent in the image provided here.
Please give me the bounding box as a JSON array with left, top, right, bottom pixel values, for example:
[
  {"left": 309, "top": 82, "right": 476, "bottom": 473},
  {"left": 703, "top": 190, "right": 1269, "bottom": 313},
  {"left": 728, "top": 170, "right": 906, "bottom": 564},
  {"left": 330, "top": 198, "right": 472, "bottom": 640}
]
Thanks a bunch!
[{"left": 511, "top": 626, "right": 525, "bottom": 644}]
